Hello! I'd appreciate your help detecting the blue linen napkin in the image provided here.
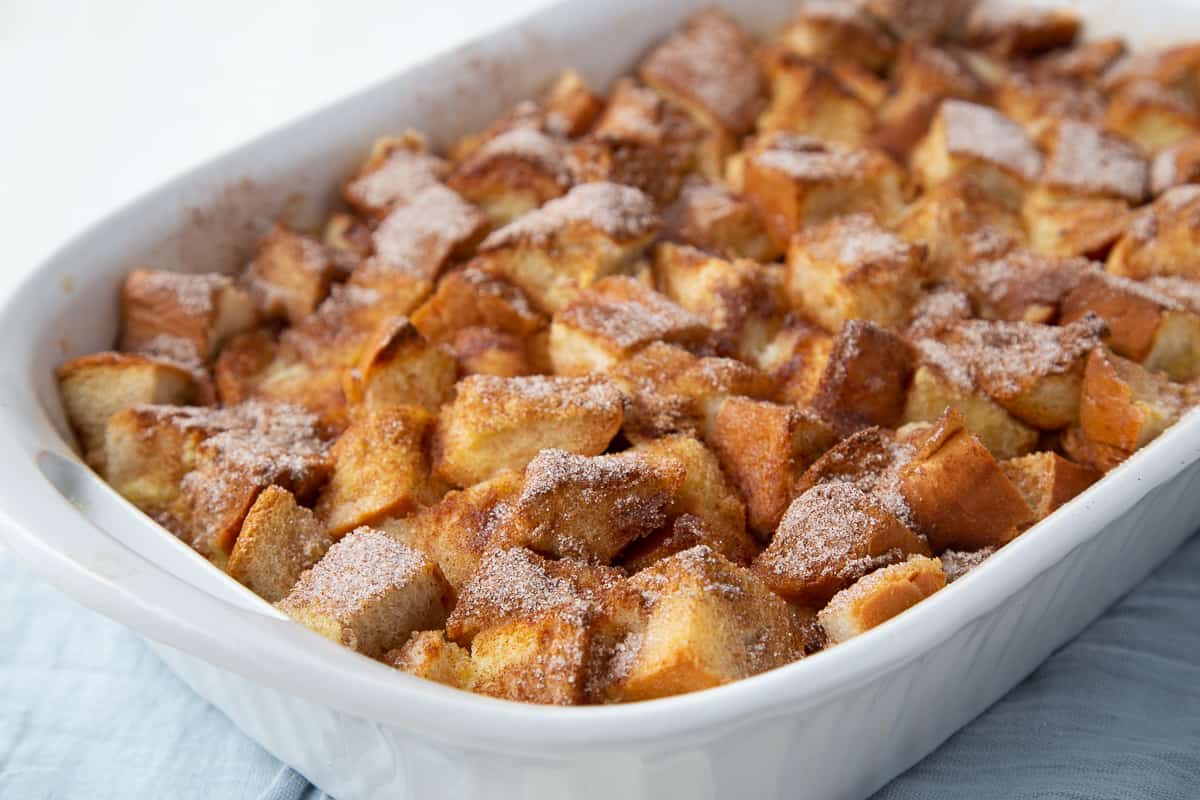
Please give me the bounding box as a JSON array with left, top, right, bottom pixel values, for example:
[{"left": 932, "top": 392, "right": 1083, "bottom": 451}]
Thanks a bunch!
[{"left": 2, "top": 535, "right": 1198, "bottom": 799}]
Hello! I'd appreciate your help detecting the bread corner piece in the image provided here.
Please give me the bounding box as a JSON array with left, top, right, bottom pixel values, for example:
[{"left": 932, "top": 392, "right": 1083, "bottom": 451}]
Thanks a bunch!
[
  {"left": 226, "top": 485, "right": 333, "bottom": 602},
  {"left": 609, "top": 545, "right": 806, "bottom": 702},
  {"left": 818, "top": 555, "right": 945, "bottom": 645},
  {"left": 278, "top": 526, "right": 453, "bottom": 659},
  {"left": 387, "top": 630, "right": 476, "bottom": 691}
]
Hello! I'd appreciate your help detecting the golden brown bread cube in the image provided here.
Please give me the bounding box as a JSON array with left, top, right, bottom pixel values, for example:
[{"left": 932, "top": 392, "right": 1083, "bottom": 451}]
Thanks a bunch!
[
  {"left": 1022, "top": 189, "right": 1134, "bottom": 260},
  {"left": 476, "top": 182, "right": 661, "bottom": 313},
  {"left": 757, "top": 53, "right": 874, "bottom": 146},
  {"left": 1033, "top": 36, "right": 1126, "bottom": 82},
  {"left": 1060, "top": 270, "right": 1200, "bottom": 381},
  {"left": 638, "top": 9, "right": 764, "bottom": 142},
  {"left": 901, "top": 353, "right": 1039, "bottom": 460},
  {"left": 226, "top": 485, "right": 333, "bottom": 602},
  {"left": 446, "top": 327, "right": 536, "bottom": 378},
  {"left": 242, "top": 224, "right": 336, "bottom": 325},
  {"left": 495, "top": 448, "right": 685, "bottom": 563},
  {"left": 432, "top": 374, "right": 622, "bottom": 487},
  {"left": 742, "top": 133, "right": 907, "bottom": 251},
  {"left": 278, "top": 526, "right": 453, "bottom": 659},
  {"left": 608, "top": 342, "right": 776, "bottom": 440},
  {"left": 322, "top": 212, "right": 373, "bottom": 275},
  {"left": 341, "top": 131, "right": 449, "bottom": 220},
  {"left": 1078, "top": 347, "right": 1189, "bottom": 459},
  {"left": 896, "top": 176, "right": 1024, "bottom": 280},
  {"left": 753, "top": 481, "right": 930, "bottom": 607},
  {"left": 542, "top": 69, "right": 604, "bottom": 138},
  {"left": 993, "top": 72, "right": 1106, "bottom": 141},
  {"left": 911, "top": 99, "right": 1043, "bottom": 210},
  {"left": 792, "top": 426, "right": 911, "bottom": 520},
  {"left": 1038, "top": 120, "right": 1149, "bottom": 205},
  {"left": 548, "top": 275, "right": 710, "bottom": 375},
  {"left": 58, "top": 352, "right": 198, "bottom": 469},
  {"left": 785, "top": 213, "right": 928, "bottom": 333},
  {"left": 776, "top": 0, "right": 896, "bottom": 73},
  {"left": 315, "top": 406, "right": 441, "bottom": 538},
  {"left": 939, "top": 316, "right": 1108, "bottom": 429},
  {"left": 610, "top": 545, "right": 806, "bottom": 702},
  {"left": 631, "top": 435, "right": 750, "bottom": 554},
  {"left": 753, "top": 313, "right": 834, "bottom": 406},
  {"left": 812, "top": 320, "right": 916, "bottom": 435},
  {"left": 410, "top": 264, "right": 545, "bottom": 346},
  {"left": 366, "top": 184, "right": 485, "bottom": 282},
  {"left": 387, "top": 630, "right": 476, "bottom": 691},
  {"left": 1150, "top": 137, "right": 1200, "bottom": 195},
  {"left": 954, "top": 249, "right": 1091, "bottom": 323},
  {"left": 817, "top": 555, "right": 945, "bottom": 645},
  {"left": 653, "top": 242, "right": 784, "bottom": 359},
  {"left": 663, "top": 178, "right": 778, "bottom": 262},
  {"left": 1001, "top": 451, "right": 1100, "bottom": 522},
  {"left": 178, "top": 403, "right": 332, "bottom": 560},
  {"left": 120, "top": 268, "right": 257, "bottom": 365},
  {"left": 1108, "top": 185, "right": 1200, "bottom": 281},
  {"left": 710, "top": 396, "right": 836, "bottom": 534},
  {"left": 341, "top": 317, "right": 457, "bottom": 411},
  {"left": 898, "top": 408, "right": 1035, "bottom": 552},
  {"left": 620, "top": 513, "right": 759, "bottom": 574},
  {"left": 963, "top": 4, "right": 1080, "bottom": 57},
  {"left": 447, "top": 126, "right": 573, "bottom": 228},
  {"left": 1103, "top": 79, "right": 1200, "bottom": 155},
  {"left": 381, "top": 472, "right": 520, "bottom": 593},
  {"left": 906, "top": 287, "right": 973, "bottom": 339}
]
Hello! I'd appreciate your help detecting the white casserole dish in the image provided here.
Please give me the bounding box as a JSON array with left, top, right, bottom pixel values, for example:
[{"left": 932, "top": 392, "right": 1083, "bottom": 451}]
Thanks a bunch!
[{"left": 1, "top": 1, "right": 1198, "bottom": 797}]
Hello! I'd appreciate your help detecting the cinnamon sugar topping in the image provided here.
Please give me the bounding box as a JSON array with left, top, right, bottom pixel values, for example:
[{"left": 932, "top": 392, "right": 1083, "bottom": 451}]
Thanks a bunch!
[
  {"left": 284, "top": 527, "right": 427, "bottom": 615},
  {"left": 372, "top": 185, "right": 483, "bottom": 279},
  {"left": 1043, "top": 120, "right": 1148, "bottom": 202},
  {"left": 480, "top": 182, "right": 659, "bottom": 250},
  {"left": 940, "top": 99, "right": 1043, "bottom": 181}
]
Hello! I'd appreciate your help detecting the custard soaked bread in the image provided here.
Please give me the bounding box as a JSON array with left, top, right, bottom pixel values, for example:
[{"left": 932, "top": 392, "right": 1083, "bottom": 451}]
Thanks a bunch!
[{"left": 59, "top": 5, "right": 1200, "bottom": 705}]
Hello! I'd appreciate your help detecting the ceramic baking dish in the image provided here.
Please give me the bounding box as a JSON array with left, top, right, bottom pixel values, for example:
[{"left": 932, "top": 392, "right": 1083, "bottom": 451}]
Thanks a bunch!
[{"left": 2, "top": 0, "right": 1199, "bottom": 797}]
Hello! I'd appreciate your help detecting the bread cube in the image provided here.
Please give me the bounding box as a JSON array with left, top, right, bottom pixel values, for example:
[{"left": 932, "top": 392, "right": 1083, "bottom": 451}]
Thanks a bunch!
[
  {"left": 608, "top": 343, "right": 776, "bottom": 440},
  {"left": 1039, "top": 120, "right": 1149, "bottom": 205},
  {"left": 896, "top": 176, "right": 1024, "bottom": 280},
  {"left": 495, "top": 448, "right": 685, "bottom": 563},
  {"left": 447, "top": 100, "right": 547, "bottom": 165},
  {"left": 322, "top": 211, "right": 373, "bottom": 275},
  {"left": 242, "top": 224, "right": 336, "bottom": 325},
  {"left": 898, "top": 408, "right": 1035, "bottom": 552},
  {"left": 367, "top": 184, "right": 485, "bottom": 282},
  {"left": 911, "top": 100, "right": 1043, "bottom": 210},
  {"left": 901, "top": 351, "right": 1039, "bottom": 460},
  {"left": 315, "top": 406, "right": 441, "bottom": 537},
  {"left": 1150, "top": 137, "right": 1200, "bottom": 195},
  {"left": 906, "top": 287, "right": 973, "bottom": 339},
  {"left": 776, "top": 0, "right": 896, "bottom": 73},
  {"left": 1103, "top": 79, "right": 1200, "bottom": 155},
  {"left": 410, "top": 264, "right": 544, "bottom": 346},
  {"left": 432, "top": 374, "right": 622, "bottom": 487},
  {"left": 445, "top": 327, "right": 534, "bottom": 377},
  {"left": 786, "top": 213, "right": 927, "bottom": 333},
  {"left": 476, "top": 182, "right": 661, "bottom": 313},
  {"left": 226, "top": 486, "right": 333, "bottom": 602},
  {"left": 1022, "top": 189, "right": 1134, "bottom": 259},
  {"left": 710, "top": 396, "right": 837, "bottom": 534},
  {"left": 638, "top": 9, "right": 763, "bottom": 141},
  {"left": 955, "top": 249, "right": 1091, "bottom": 324},
  {"left": 179, "top": 402, "right": 332, "bottom": 560},
  {"left": 1145, "top": 275, "right": 1200, "bottom": 315},
  {"left": 653, "top": 242, "right": 784, "bottom": 359},
  {"left": 120, "top": 268, "right": 257, "bottom": 363},
  {"left": 754, "top": 481, "right": 930, "bottom": 607},
  {"left": 1108, "top": 185, "right": 1200, "bottom": 281},
  {"left": 1033, "top": 37, "right": 1126, "bottom": 83},
  {"left": 610, "top": 546, "right": 805, "bottom": 701},
  {"left": 1001, "top": 451, "right": 1101, "bottom": 523},
  {"left": 542, "top": 68, "right": 603, "bottom": 138},
  {"left": 864, "top": 0, "right": 975, "bottom": 40},
  {"left": 995, "top": 71, "right": 1106, "bottom": 137},
  {"left": 58, "top": 352, "right": 198, "bottom": 469},
  {"left": 548, "top": 275, "right": 710, "bottom": 375},
  {"left": 754, "top": 313, "right": 834, "bottom": 406},
  {"left": 624, "top": 435, "right": 753, "bottom": 567},
  {"left": 792, "top": 426, "right": 909, "bottom": 515},
  {"left": 387, "top": 630, "right": 475, "bottom": 691},
  {"left": 742, "top": 133, "right": 907, "bottom": 250},
  {"left": 757, "top": 54, "right": 874, "bottom": 146},
  {"left": 1061, "top": 270, "right": 1200, "bottom": 381},
  {"left": 341, "top": 131, "right": 449, "bottom": 219},
  {"left": 380, "top": 470, "right": 522, "bottom": 591},
  {"left": 1078, "top": 347, "right": 1189, "bottom": 458},
  {"left": 964, "top": 4, "right": 1079, "bottom": 57},
  {"left": 278, "top": 526, "right": 453, "bottom": 659},
  {"left": 663, "top": 178, "right": 778, "bottom": 262},
  {"left": 342, "top": 317, "right": 457, "bottom": 410},
  {"left": 941, "top": 316, "right": 1107, "bottom": 430},
  {"left": 817, "top": 555, "right": 945, "bottom": 644},
  {"left": 812, "top": 320, "right": 915, "bottom": 435},
  {"left": 447, "top": 127, "right": 573, "bottom": 228}
]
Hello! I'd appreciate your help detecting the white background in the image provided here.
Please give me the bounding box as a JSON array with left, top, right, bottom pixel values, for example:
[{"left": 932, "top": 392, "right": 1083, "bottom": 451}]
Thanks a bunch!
[{"left": 0, "top": 0, "right": 549, "bottom": 303}]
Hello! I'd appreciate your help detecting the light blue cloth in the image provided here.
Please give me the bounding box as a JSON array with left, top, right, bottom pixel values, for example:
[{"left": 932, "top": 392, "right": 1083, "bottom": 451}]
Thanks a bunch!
[{"left": 2, "top": 536, "right": 1198, "bottom": 799}]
